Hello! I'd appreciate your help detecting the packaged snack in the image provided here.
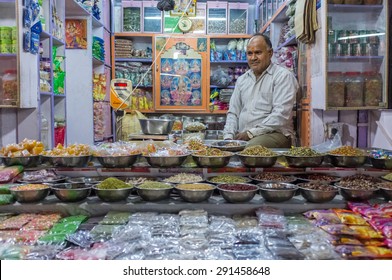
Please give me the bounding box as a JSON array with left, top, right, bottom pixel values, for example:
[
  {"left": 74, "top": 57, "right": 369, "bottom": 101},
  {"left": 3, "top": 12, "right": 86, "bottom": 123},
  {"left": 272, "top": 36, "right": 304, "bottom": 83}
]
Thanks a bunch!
[
  {"left": 335, "top": 245, "right": 375, "bottom": 259},
  {"left": 333, "top": 209, "right": 368, "bottom": 225},
  {"left": 320, "top": 224, "right": 358, "bottom": 236},
  {"left": 349, "top": 226, "right": 383, "bottom": 239}
]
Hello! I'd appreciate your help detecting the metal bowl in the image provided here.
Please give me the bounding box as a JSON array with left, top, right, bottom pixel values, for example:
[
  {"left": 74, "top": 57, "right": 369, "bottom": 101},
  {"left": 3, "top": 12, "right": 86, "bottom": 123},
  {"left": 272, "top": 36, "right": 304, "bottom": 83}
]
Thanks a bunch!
[
  {"left": 50, "top": 183, "right": 91, "bottom": 202},
  {"left": 209, "top": 140, "right": 248, "bottom": 152},
  {"left": 297, "top": 183, "right": 338, "bottom": 203},
  {"left": 175, "top": 183, "right": 216, "bottom": 203},
  {"left": 42, "top": 155, "right": 91, "bottom": 167},
  {"left": 138, "top": 118, "right": 174, "bottom": 135},
  {"left": 284, "top": 155, "right": 324, "bottom": 168},
  {"left": 144, "top": 154, "right": 189, "bottom": 168},
  {"left": 336, "top": 184, "right": 378, "bottom": 201},
  {"left": 238, "top": 154, "right": 278, "bottom": 168},
  {"left": 135, "top": 184, "right": 173, "bottom": 201},
  {"left": 376, "top": 182, "right": 392, "bottom": 200},
  {"left": 95, "top": 154, "right": 140, "bottom": 168},
  {"left": 192, "top": 152, "right": 233, "bottom": 168},
  {"left": 258, "top": 182, "right": 298, "bottom": 202},
  {"left": 93, "top": 186, "right": 133, "bottom": 202},
  {"left": 0, "top": 155, "right": 41, "bottom": 167},
  {"left": 217, "top": 183, "right": 259, "bottom": 203},
  {"left": 327, "top": 154, "right": 367, "bottom": 168},
  {"left": 370, "top": 157, "right": 392, "bottom": 170},
  {"left": 9, "top": 185, "right": 49, "bottom": 203}
]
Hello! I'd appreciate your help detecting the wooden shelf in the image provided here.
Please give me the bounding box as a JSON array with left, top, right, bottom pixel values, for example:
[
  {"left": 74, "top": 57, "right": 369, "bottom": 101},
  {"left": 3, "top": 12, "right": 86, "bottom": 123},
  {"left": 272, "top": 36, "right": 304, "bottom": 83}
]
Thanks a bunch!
[
  {"left": 328, "top": 56, "right": 384, "bottom": 62},
  {"left": 93, "top": 56, "right": 105, "bottom": 66},
  {"left": 0, "top": 53, "right": 16, "bottom": 57}
]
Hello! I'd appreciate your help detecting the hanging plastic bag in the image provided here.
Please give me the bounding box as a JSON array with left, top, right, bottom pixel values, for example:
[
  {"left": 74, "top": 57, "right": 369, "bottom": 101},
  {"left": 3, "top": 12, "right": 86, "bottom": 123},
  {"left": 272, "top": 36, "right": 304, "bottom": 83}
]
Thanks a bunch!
[
  {"left": 116, "top": 110, "right": 147, "bottom": 140},
  {"left": 312, "top": 133, "right": 342, "bottom": 153}
]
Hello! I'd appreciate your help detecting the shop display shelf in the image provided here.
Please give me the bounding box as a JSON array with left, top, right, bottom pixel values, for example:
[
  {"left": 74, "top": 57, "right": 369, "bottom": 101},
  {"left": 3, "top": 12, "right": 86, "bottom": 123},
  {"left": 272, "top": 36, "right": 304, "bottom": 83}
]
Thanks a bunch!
[
  {"left": 328, "top": 4, "right": 383, "bottom": 14},
  {"left": 115, "top": 57, "right": 153, "bottom": 63},
  {"left": 276, "top": 35, "right": 297, "bottom": 50}
]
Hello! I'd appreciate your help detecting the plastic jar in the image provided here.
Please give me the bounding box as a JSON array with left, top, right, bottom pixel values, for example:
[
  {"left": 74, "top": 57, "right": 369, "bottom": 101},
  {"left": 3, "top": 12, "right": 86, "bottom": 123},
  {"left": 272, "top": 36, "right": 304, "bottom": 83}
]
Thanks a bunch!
[
  {"left": 363, "top": 72, "right": 382, "bottom": 106},
  {"left": 1, "top": 70, "right": 17, "bottom": 105},
  {"left": 345, "top": 72, "right": 364, "bottom": 107},
  {"left": 327, "top": 72, "right": 345, "bottom": 107}
]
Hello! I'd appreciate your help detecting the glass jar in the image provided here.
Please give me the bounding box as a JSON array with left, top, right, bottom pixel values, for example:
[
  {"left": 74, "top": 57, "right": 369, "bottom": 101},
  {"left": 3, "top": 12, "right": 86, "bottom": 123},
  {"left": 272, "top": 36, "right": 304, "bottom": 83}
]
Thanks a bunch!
[
  {"left": 216, "top": 116, "right": 226, "bottom": 130},
  {"left": 1, "top": 69, "right": 17, "bottom": 105},
  {"left": 363, "top": 72, "right": 382, "bottom": 106},
  {"left": 327, "top": 72, "right": 345, "bottom": 107},
  {"left": 172, "top": 116, "right": 183, "bottom": 131},
  {"left": 345, "top": 72, "right": 364, "bottom": 107},
  {"left": 205, "top": 116, "right": 217, "bottom": 130}
]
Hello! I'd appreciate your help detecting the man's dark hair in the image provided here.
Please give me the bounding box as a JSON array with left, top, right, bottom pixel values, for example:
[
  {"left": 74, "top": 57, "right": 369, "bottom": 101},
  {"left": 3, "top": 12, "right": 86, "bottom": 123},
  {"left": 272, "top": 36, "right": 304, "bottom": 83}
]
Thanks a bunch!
[{"left": 250, "top": 33, "right": 273, "bottom": 50}]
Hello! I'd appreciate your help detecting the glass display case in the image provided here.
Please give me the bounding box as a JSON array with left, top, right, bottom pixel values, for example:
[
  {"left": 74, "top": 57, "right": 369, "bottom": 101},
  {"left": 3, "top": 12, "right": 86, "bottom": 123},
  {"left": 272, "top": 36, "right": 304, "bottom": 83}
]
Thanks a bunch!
[
  {"left": 154, "top": 35, "right": 208, "bottom": 111},
  {"left": 228, "top": 2, "right": 248, "bottom": 34},
  {"left": 122, "top": 0, "right": 142, "bottom": 32},
  {"left": 142, "top": 1, "right": 162, "bottom": 33},
  {"left": 324, "top": 1, "right": 388, "bottom": 110},
  {"left": 207, "top": 1, "right": 228, "bottom": 34}
]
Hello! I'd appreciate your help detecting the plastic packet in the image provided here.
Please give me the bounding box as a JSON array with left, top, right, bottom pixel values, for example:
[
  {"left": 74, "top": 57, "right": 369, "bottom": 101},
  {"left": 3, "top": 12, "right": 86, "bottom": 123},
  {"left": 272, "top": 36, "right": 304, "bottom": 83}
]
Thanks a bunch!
[
  {"left": 256, "top": 207, "right": 286, "bottom": 229},
  {"left": 56, "top": 244, "right": 108, "bottom": 260},
  {"left": 25, "top": 244, "right": 65, "bottom": 260},
  {"left": 227, "top": 39, "right": 237, "bottom": 51},
  {"left": 304, "top": 209, "right": 341, "bottom": 225},
  {"left": 209, "top": 215, "right": 236, "bottom": 234},
  {"left": 110, "top": 224, "right": 148, "bottom": 243},
  {"left": 99, "top": 211, "right": 131, "bottom": 225},
  {"left": 334, "top": 245, "right": 374, "bottom": 259},
  {"left": 66, "top": 230, "right": 95, "bottom": 248},
  {"left": 326, "top": 235, "right": 362, "bottom": 246},
  {"left": 0, "top": 194, "right": 14, "bottom": 205},
  {"left": 320, "top": 224, "right": 358, "bottom": 236},
  {"left": 268, "top": 245, "right": 305, "bottom": 260},
  {"left": 232, "top": 243, "right": 272, "bottom": 260},
  {"left": 233, "top": 215, "right": 259, "bottom": 229},
  {"left": 347, "top": 201, "right": 371, "bottom": 213},
  {"left": 128, "top": 212, "right": 159, "bottom": 225},
  {"left": 349, "top": 225, "right": 383, "bottom": 239},
  {"left": 0, "top": 214, "right": 35, "bottom": 230},
  {"left": 204, "top": 247, "right": 235, "bottom": 260},
  {"left": 23, "top": 213, "right": 62, "bottom": 231},
  {"left": 0, "top": 243, "right": 30, "bottom": 260},
  {"left": 333, "top": 209, "right": 368, "bottom": 225},
  {"left": 90, "top": 224, "right": 124, "bottom": 241}
]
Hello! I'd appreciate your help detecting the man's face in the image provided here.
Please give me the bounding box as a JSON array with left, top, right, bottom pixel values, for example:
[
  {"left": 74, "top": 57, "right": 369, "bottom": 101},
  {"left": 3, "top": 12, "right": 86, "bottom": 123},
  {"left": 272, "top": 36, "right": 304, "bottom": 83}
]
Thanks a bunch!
[{"left": 246, "top": 36, "right": 273, "bottom": 77}]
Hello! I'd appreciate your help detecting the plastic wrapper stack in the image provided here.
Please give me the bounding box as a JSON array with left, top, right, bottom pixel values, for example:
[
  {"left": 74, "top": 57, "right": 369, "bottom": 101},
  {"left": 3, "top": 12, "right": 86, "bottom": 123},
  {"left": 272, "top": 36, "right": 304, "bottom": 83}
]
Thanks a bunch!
[
  {"left": 275, "top": 46, "right": 297, "bottom": 72},
  {"left": 93, "top": 73, "right": 107, "bottom": 101},
  {"left": 93, "top": 101, "right": 111, "bottom": 141},
  {"left": 304, "top": 202, "right": 392, "bottom": 259},
  {"left": 92, "top": 36, "right": 105, "bottom": 62},
  {"left": 92, "top": 141, "right": 141, "bottom": 157}
]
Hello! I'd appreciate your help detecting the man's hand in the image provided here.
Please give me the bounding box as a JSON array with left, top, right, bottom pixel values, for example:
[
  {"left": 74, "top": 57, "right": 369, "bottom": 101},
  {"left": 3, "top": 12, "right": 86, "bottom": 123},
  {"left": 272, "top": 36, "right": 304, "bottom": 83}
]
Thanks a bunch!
[{"left": 234, "top": 132, "right": 249, "bottom": 141}]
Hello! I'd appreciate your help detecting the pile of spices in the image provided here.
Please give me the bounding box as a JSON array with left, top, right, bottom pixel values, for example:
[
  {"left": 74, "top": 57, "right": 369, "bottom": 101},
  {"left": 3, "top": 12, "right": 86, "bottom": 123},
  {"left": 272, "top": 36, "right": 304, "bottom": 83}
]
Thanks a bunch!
[
  {"left": 163, "top": 173, "right": 203, "bottom": 184},
  {"left": 193, "top": 148, "right": 231, "bottom": 157},
  {"left": 329, "top": 146, "right": 365, "bottom": 156},
  {"left": 176, "top": 183, "right": 214, "bottom": 190},
  {"left": 239, "top": 145, "right": 277, "bottom": 156},
  {"left": 219, "top": 184, "right": 257, "bottom": 191},
  {"left": 209, "top": 175, "right": 248, "bottom": 184},
  {"left": 285, "top": 147, "right": 322, "bottom": 157},
  {"left": 138, "top": 181, "right": 172, "bottom": 189},
  {"left": 96, "top": 177, "right": 131, "bottom": 190}
]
